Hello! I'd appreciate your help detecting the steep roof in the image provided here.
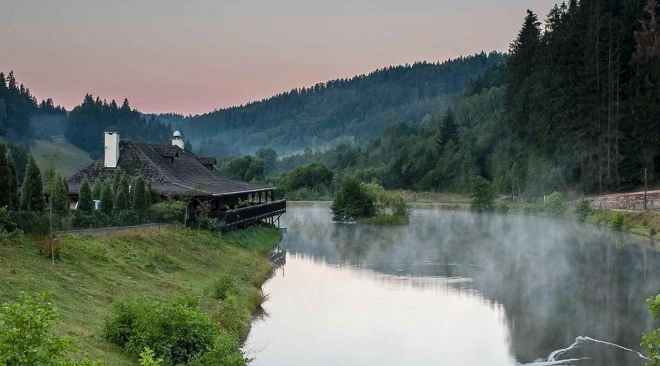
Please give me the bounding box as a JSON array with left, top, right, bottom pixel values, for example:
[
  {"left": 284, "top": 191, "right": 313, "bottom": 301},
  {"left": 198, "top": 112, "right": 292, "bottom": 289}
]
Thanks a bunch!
[{"left": 67, "top": 142, "right": 274, "bottom": 197}]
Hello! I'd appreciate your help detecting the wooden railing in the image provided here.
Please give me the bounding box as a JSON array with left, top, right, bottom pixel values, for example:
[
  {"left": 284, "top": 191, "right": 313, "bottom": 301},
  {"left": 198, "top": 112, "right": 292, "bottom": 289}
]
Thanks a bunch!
[{"left": 211, "top": 200, "right": 287, "bottom": 229}]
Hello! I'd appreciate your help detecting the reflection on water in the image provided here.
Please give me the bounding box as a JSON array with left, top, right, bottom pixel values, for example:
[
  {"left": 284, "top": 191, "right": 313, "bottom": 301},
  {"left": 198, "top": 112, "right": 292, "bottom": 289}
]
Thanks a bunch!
[{"left": 246, "top": 205, "right": 660, "bottom": 366}]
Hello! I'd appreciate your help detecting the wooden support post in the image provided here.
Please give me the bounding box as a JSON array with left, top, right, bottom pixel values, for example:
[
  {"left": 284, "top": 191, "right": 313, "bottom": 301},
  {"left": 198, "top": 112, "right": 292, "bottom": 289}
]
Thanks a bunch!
[{"left": 645, "top": 168, "right": 648, "bottom": 211}]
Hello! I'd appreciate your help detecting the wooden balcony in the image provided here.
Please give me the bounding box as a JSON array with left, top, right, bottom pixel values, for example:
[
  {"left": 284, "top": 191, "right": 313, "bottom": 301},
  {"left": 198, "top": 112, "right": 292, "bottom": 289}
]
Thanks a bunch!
[{"left": 205, "top": 200, "right": 287, "bottom": 231}]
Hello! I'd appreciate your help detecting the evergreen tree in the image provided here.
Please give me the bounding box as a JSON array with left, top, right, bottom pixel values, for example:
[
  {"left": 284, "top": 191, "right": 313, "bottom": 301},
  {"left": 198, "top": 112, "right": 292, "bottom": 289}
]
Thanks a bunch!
[
  {"left": 19, "top": 154, "right": 44, "bottom": 212},
  {"left": 439, "top": 108, "right": 458, "bottom": 145},
  {"left": 505, "top": 10, "right": 542, "bottom": 142},
  {"left": 146, "top": 182, "right": 157, "bottom": 208},
  {"left": 50, "top": 174, "right": 69, "bottom": 215},
  {"left": 78, "top": 179, "right": 93, "bottom": 212},
  {"left": 92, "top": 178, "right": 102, "bottom": 200},
  {"left": 115, "top": 185, "right": 130, "bottom": 211},
  {"left": 7, "top": 154, "right": 18, "bottom": 211},
  {"left": 630, "top": 0, "right": 660, "bottom": 179},
  {"left": 115, "top": 176, "right": 130, "bottom": 211},
  {"left": 469, "top": 176, "right": 495, "bottom": 212},
  {"left": 132, "top": 176, "right": 147, "bottom": 211},
  {"left": 100, "top": 182, "right": 114, "bottom": 215},
  {"left": 0, "top": 141, "right": 11, "bottom": 209},
  {"left": 112, "top": 167, "right": 123, "bottom": 200}
]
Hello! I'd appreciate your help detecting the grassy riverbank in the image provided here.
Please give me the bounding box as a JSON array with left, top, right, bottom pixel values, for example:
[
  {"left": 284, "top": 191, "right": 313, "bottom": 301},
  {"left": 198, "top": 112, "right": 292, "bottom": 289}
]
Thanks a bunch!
[{"left": 0, "top": 226, "right": 282, "bottom": 364}]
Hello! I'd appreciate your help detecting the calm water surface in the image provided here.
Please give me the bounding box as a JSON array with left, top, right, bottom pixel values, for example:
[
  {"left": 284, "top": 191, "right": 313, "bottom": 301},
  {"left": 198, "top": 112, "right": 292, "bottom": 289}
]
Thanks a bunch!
[{"left": 245, "top": 205, "right": 660, "bottom": 365}]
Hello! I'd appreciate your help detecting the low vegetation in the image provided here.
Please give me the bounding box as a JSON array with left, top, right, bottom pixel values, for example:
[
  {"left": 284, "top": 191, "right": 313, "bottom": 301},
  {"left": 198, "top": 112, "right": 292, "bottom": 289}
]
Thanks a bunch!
[
  {"left": 642, "top": 295, "right": 660, "bottom": 365},
  {"left": 0, "top": 292, "right": 99, "bottom": 365},
  {"left": 0, "top": 226, "right": 282, "bottom": 365},
  {"left": 331, "top": 178, "right": 410, "bottom": 224}
]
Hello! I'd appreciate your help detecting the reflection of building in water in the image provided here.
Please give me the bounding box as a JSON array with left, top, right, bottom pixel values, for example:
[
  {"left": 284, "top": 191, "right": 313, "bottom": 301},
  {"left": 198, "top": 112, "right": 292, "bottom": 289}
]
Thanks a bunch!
[{"left": 269, "top": 246, "right": 287, "bottom": 278}]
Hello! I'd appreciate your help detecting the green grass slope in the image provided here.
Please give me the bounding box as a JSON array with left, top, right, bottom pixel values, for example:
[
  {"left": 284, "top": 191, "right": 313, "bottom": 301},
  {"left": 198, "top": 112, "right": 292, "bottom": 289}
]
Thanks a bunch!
[
  {"left": 31, "top": 137, "right": 93, "bottom": 178},
  {"left": 0, "top": 226, "right": 282, "bottom": 365}
]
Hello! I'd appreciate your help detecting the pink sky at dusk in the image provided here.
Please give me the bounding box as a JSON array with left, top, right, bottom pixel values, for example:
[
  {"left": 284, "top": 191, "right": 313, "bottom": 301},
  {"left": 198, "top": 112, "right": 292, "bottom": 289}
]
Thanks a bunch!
[{"left": 2, "top": 0, "right": 559, "bottom": 115}]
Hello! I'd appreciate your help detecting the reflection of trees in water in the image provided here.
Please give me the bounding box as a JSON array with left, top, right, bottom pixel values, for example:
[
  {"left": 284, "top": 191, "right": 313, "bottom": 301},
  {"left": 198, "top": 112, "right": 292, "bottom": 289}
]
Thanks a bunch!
[{"left": 281, "top": 207, "right": 660, "bottom": 364}]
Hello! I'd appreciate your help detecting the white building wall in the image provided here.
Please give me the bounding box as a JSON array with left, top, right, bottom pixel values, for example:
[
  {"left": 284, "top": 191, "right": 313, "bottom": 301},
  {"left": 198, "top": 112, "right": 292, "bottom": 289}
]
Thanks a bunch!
[{"left": 104, "top": 132, "right": 119, "bottom": 168}]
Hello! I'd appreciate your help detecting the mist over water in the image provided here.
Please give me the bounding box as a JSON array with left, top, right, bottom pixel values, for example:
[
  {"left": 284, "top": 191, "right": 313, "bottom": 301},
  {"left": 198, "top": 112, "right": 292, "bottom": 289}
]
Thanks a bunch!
[{"left": 246, "top": 205, "right": 660, "bottom": 365}]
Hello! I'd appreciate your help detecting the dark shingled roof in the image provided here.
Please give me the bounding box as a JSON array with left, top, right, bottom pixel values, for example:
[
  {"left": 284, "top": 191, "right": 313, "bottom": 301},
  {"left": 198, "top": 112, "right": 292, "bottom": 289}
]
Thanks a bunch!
[{"left": 67, "top": 142, "right": 274, "bottom": 197}]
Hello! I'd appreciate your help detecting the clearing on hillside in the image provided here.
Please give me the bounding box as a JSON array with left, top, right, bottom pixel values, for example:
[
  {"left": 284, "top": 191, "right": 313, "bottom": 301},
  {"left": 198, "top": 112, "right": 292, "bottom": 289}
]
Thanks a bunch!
[{"left": 31, "top": 137, "right": 93, "bottom": 178}]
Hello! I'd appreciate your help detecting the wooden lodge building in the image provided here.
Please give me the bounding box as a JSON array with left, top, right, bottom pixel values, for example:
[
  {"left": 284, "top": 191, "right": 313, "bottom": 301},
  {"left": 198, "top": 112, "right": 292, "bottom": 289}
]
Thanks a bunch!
[{"left": 66, "top": 132, "right": 286, "bottom": 230}]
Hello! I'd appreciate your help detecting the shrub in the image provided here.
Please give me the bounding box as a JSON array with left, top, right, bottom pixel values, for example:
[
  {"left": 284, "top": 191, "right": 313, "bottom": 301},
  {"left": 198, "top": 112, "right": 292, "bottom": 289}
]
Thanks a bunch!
[
  {"left": 139, "top": 347, "right": 163, "bottom": 366},
  {"left": 574, "top": 195, "right": 592, "bottom": 222},
  {"left": 642, "top": 295, "right": 660, "bottom": 365},
  {"left": 189, "top": 334, "right": 251, "bottom": 366},
  {"left": 150, "top": 199, "right": 186, "bottom": 224},
  {"left": 545, "top": 191, "right": 565, "bottom": 218},
  {"left": 469, "top": 176, "right": 495, "bottom": 212},
  {"left": 70, "top": 211, "right": 110, "bottom": 229},
  {"left": 0, "top": 292, "right": 98, "bottom": 365},
  {"left": 213, "top": 274, "right": 238, "bottom": 301},
  {"left": 215, "top": 294, "right": 251, "bottom": 340},
  {"left": 9, "top": 211, "right": 50, "bottom": 235},
  {"left": 499, "top": 204, "right": 510, "bottom": 214},
  {"left": 651, "top": 228, "right": 657, "bottom": 237},
  {"left": 105, "top": 294, "right": 218, "bottom": 365},
  {"left": 610, "top": 212, "right": 626, "bottom": 230},
  {"left": 331, "top": 177, "right": 375, "bottom": 222}
]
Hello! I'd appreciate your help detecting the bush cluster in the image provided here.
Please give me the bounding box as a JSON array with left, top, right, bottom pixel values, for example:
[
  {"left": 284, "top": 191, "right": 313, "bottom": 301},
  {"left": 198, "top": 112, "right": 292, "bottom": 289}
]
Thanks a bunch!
[
  {"left": 610, "top": 212, "right": 626, "bottom": 230},
  {"left": 0, "top": 292, "right": 98, "bottom": 365},
  {"left": 105, "top": 294, "right": 250, "bottom": 365},
  {"left": 544, "top": 191, "right": 566, "bottom": 218}
]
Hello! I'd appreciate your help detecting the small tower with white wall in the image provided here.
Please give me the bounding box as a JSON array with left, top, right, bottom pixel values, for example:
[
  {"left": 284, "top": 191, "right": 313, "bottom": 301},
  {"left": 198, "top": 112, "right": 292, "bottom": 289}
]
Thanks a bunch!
[
  {"left": 172, "top": 131, "right": 185, "bottom": 150},
  {"left": 104, "top": 132, "right": 119, "bottom": 168}
]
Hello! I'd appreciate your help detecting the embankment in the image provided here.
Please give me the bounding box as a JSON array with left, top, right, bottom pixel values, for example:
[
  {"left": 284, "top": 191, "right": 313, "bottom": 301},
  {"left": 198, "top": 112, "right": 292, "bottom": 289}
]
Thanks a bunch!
[{"left": 0, "top": 226, "right": 282, "bottom": 365}]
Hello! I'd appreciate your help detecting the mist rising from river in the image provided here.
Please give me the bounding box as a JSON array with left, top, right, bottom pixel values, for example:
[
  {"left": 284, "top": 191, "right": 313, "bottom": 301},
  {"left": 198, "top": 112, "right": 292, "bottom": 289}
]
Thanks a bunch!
[{"left": 247, "top": 205, "right": 660, "bottom": 365}]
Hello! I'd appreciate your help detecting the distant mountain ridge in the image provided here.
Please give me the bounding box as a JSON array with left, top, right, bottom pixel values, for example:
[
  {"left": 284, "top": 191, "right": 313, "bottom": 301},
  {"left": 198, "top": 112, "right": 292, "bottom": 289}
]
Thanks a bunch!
[{"left": 171, "top": 52, "right": 503, "bottom": 156}]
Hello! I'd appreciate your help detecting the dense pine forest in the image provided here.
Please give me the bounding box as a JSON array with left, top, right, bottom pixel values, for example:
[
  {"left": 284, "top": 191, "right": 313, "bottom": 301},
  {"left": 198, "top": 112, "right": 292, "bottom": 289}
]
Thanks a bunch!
[
  {"left": 216, "top": 0, "right": 660, "bottom": 198},
  {"left": 65, "top": 95, "right": 172, "bottom": 158},
  {"left": 0, "top": 72, "right": 174, "bottom": 165},
  {"left": 175, "top": 52, "right": 503, "bottom": 155}
]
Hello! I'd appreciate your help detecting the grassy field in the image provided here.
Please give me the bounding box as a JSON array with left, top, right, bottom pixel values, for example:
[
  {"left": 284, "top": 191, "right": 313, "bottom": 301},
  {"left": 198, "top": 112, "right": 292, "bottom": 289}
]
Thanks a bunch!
[
  {"left": 0, "top": 226, "right": 282, "bottom": 365},
  {"left": 31, "top": 137, "right": 93, "bottom": 178}
]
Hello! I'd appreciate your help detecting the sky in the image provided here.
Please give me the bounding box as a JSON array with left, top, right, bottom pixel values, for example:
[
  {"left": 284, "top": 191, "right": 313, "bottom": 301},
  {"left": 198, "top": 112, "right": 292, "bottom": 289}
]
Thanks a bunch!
[{"left": 2, "top": 0, "right": 559, "bottom": 115}]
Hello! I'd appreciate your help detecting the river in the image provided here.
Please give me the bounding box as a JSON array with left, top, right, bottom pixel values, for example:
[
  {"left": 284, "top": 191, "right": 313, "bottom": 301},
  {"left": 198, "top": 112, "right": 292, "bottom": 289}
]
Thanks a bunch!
[{"left": 245, "top": 205, "right": 660, "bottom": 365}]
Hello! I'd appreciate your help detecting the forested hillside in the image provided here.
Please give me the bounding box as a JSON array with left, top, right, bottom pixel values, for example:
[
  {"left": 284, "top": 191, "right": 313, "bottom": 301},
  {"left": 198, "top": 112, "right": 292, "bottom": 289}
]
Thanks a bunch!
[
  {"left": 65, "top": 95, "right": 172, "bottom": 158},
  {"left": 0, "top": 72, "right": 174, "bottom": 164},
  {"left": 180, "top": 52, "right": 503, "bottom": 155},
  {"left": 0, "top": 72, "right": 66, "bottom": 141},
  {"left": 234, "top": 0, "right": 660, "bottom": 198}
]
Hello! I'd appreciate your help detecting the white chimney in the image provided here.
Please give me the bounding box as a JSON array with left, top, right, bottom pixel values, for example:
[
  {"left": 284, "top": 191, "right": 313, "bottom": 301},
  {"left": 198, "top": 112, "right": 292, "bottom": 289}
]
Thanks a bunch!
[
  {"left": 172, "top": 130, "right": 185, "bottom": 150},
  {"left": 104, "top": 132, "right": 119, "bottom": 168}
]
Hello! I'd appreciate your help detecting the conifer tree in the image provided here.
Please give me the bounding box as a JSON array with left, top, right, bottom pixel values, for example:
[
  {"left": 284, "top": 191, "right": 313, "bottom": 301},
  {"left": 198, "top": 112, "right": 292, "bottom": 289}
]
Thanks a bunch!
[
  {"left": 132, "top": 176, "right": 147, "bottom": 211},
  {"left": 92, "top": 178, "right": 102, "bottom": 200},
  {"left": 7, "top": 154, "right": 18, "bottom": 211},
  {"left": 100, "top": 182, "right": 114, "bottom": 215},
  {"left": 440, "top": 108, "right": 458, "bottom": 145},
  {"left": 0, "top": 141, "right": 11, "bottom": 209},
  {"left": 19, "top": 154, "right": 44, "bottom": 212},
  {"left": 78, "top": 179, "right": 93, "bottom": 212},
  {"left": 62, "top": 178, "right": 70, "bottom": 213},
  {"left": 112, "top": 167, "right": 123, "bottom": 200},
  {"left": 115, "top": 176, "right": 130, "bottom": 211},
  {"left": 50, "top": 174, "right": 69, "bottom": 215},
  {"left": 115, "top": 184, "right": 130, "bottom": 212}
]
